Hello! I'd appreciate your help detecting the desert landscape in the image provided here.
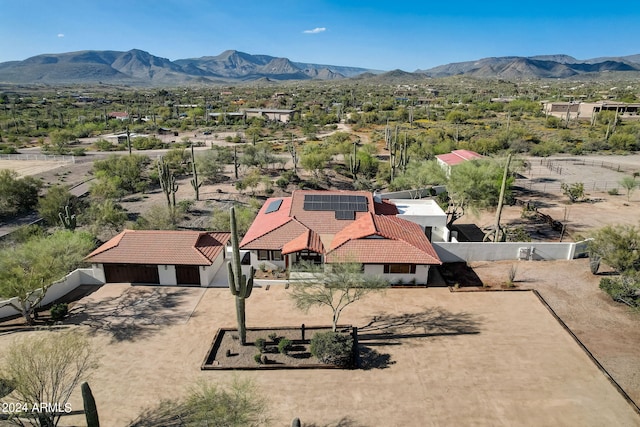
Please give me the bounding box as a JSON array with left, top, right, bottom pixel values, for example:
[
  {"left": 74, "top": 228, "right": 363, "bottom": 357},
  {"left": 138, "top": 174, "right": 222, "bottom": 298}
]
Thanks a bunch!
[{"left": 1, "top": 147, "right": 640, "bottom": 425}]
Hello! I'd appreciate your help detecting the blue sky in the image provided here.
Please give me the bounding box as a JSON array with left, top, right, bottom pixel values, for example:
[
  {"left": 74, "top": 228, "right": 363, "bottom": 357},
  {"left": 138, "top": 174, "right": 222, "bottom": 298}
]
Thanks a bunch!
[{"left": 1, "top": 0, "right": 638, "bottom": 71}]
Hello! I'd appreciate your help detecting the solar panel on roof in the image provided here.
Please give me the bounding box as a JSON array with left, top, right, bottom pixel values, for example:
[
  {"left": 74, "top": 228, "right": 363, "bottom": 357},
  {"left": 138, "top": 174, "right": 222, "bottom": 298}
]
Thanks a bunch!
[
  {"left": 303, "top": 194, "right": 368, "bottom": 213},
  {"left": 335, "top": 210, "right": 355, "bottom": 220},
  {"left": 265, "top": 199, "right": 283, "bottom": 214}
]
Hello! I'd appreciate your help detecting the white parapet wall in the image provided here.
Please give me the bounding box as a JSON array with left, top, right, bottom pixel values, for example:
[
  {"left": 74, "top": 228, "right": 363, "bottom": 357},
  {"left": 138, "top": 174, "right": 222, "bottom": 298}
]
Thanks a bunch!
[
  {"left": 432, "top": 241, "right": 588, "bottom": 263},
  {"left": 0, "top": 268, "right": 104, "bottom": 321}
]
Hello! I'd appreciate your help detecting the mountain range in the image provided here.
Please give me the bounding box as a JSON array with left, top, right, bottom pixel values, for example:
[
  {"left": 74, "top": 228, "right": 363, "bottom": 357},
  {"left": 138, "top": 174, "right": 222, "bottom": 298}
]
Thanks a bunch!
[{"left": 0, "top": 49, "right": 639, "bottom": 86}]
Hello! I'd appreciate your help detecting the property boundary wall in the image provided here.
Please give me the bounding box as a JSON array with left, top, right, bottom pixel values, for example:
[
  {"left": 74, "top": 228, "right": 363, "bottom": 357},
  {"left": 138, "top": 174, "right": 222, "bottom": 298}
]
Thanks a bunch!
[
  {"left": 0, "top": 268, "right": 103, "bottom": 321},
  {"left": 433, "top": 240, "right": 590, "bottom": 263}
]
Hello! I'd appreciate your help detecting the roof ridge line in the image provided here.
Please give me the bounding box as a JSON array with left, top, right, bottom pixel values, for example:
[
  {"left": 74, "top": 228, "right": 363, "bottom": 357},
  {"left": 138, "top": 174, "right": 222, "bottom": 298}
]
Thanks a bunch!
[{"left": 240, "top": 217, "right": 297, "bottom": 248}]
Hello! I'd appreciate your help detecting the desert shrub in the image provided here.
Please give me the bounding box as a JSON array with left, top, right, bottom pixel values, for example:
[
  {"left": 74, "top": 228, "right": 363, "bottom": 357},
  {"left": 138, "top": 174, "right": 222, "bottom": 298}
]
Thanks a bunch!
[
  {"left": 278, "top": 338, "right": 293, "bottom": 355},
  {"left": 561, "top": 182, "right": 585, "bottom": 203},
  {"left": 310, "top": 331, "right": 354, "bottom": 367},
  {"left": 50, "top": 303, "right": 68, "bottom": 321},
  {"left": 0, "top": 143, "right": 18, "bottom": 154},
  {"left": 599, "top": 272, "right": 640, "bottom": 308},
  {"left": 255, "top": 338, "right": 266, "bottom": 353},
  {"left": 93, "top": 138, "right": 117, "bottom": 151},
  {"left": 268, "top": 332, "right": 279, "bottom": 342},
  {"left": 608, "top": 188, "right": 619, "bottom": 195},
  {"left": 254, "top": 353, "right": 262, "bottom": 364}
]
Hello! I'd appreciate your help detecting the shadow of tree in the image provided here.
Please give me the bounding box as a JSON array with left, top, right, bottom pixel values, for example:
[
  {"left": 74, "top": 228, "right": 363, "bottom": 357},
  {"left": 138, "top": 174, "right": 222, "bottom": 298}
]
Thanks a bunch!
[
  {"left": 358, "top": 347, "right": 395, "bottom": 370},
  {"left": 358, "top": 307, "right": 482, "bottom": 341},
  {"left": 67, "top": 286, "right": 200, "bottom": 342},
  {"left": 353, "top": 308, "right": 482, "bottom": 370}
]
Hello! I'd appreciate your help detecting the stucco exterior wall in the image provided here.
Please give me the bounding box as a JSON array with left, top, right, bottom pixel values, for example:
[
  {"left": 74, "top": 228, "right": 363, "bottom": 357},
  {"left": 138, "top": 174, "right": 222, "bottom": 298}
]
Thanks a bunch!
[
  {"left": 364, "top": 264, "right": 430, "bottom": 285},
  {"left": 0, "top": 268, "right": 103, "bottom": 320},
  {"left": 158, "top": 265, "right": 177, "bottom": 285},
  {"left": 202, "top": 251, "right": 226, "bottom": 287},
  {"left": 433, "top": 242, "right": 578, "bottom": 262}
]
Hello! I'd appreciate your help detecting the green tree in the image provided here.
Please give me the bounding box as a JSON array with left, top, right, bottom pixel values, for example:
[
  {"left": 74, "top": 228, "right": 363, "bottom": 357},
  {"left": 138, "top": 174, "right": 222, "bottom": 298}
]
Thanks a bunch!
[
  {"left": 300, "top": 147, "right": 331, "bottom": 179},
  {"left": 290, "top": 262, "right": 387, "bottom": 332},
  {"left": 619, "top": 176, "right": 638, "bottom": 201},
  {"left": 92, "top": 154, "right": 150, "bottom": 198},
  {"left": 446, "top": 110, "right": 467, "bottom": 142},
  {"left": 83, "top": 199, "right": 128, "bottom": 237},
  {"left": 561, "top": 182, "right": 585, "bottom": 203},
  {"left": 0, "top": 169, "right": 42, "bottom": 219},
  {"left": 48, "top": 129, "right": 76, "bottom": 154},
  {"left": 0, "top": 230, "right": 95, "bottom": 324},
  {"left": 134, "top": 204, "right": 185, "bottom": 230},
  {"left": 445, "top": 159, "right": 509, "bottom": 227},
  {"left": 588, "top": 224, "right": 640, "bottom": 273},
  {"left": 196, "top": 149, "right": 224, "bottom": 183},
  {"left": 0, "top": 331, "right": 99, "bottom": 427},
  {"left": 37, "top": 185, "right": 78, "bottom": 226},
  {"left": 210, "top": 201, "right": 260, "bottom": 236},
  {"left": 129, "top": 379, "right": 268, "bottom": 427}
]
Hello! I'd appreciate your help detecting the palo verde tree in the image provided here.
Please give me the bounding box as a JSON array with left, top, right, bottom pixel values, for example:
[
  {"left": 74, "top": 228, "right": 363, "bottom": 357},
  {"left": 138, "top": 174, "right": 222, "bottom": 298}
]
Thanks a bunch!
[
  {"left": 290, "top": 261, "right": 388, "bottom": 332},
  {"left": 588, "top": 224, "right": 640, "bottom": 274},
  {"left": 619, "top": 176, "right": 638, "bottom": 202},
  {"left": 228, "top": 206, "right": 254, "bottom": 345},
  {"left": 445, "top": 158, "right": 511, "bottom": 228},
  {"left": 0, "top": 230, "right": 95, "bottom": 324},
  {"left": 0, "top": 331, "right": 100, "bottom": 427},
  {"left": 0, "top": 169, "right": 42, "bottom": 220}
]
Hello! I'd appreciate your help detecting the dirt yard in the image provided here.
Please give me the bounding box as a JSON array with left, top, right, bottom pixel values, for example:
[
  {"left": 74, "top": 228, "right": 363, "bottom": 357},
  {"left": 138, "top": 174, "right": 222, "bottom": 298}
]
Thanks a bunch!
[
  {"left": 1, "top": 278, "right": 639, "bottom": 427},
  {"left": 0, "top": 159, "right": 74, "bottom": 178}
]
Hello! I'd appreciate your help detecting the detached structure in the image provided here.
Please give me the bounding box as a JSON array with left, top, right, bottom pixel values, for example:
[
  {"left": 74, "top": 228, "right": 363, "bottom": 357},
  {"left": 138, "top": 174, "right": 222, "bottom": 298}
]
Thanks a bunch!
[
  {"left": 243, "top": 108, "right": 296, "bottom": 123},
  {"left": 542, "top": 101, "right": 640, "bottom": 121},
  {"left": 239, "top": 190, "right": 442, "bottom": 284},
  {"left": 85, "top": 230, "right": 231, "bottom": 286},
  {"left": 436, "top": 149, "right": 484, "bottom": 175}
]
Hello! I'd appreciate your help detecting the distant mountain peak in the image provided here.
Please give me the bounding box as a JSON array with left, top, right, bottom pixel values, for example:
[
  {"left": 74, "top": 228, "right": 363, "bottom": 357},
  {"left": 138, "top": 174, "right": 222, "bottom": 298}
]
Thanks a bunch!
[{"left": 0, "top": 49, "right": 374, "bottom": 85}]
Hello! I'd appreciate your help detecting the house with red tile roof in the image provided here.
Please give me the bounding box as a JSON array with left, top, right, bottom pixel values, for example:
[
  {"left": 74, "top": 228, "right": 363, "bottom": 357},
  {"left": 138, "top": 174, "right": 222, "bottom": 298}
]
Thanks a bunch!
[
  {"left": 435, "top": 149, "right": 484, "bottom": 175},
  {"left": 240, "top": 190, "right": 442, "bottom": 285},
  {"left": 85, "top": 230, "right": 231, "bottom": 286}
]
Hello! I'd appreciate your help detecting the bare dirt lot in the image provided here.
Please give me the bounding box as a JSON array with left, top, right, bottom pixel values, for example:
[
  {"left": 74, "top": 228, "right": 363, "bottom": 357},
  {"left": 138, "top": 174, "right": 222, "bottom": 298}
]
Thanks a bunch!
[
  {"left": 0, "top": 159, "right": 74, "bottom": 178},
  {"left": 2, "top": 281, "right": 639, "bottom": 427}
]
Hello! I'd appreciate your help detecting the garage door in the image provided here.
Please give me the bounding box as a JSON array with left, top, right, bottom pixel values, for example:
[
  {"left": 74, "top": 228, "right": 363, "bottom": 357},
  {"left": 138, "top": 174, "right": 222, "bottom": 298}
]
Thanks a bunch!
[
  {"left": 176, "top": 265, "right": 200, "bottom": 286},
  {"left": 104, "top": 264, "right": 160, "bottom": 284}
]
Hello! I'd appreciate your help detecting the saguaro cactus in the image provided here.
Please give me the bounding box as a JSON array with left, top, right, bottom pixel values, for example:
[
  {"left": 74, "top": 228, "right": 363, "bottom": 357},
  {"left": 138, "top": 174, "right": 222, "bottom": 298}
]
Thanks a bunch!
[
  {"left": 58, "top": 204, "right": 77, "bottom": 230},
  {"left": 228, "top": 206, "right": 254, "bottom": 345},
  {"left": 81, "top": 382, "right": 100, "bottom": 427},
  {"left": 190, "top": 143, "right": 202, "bottom": 201},
  {"left": 158, "top": 156, "right": 178, "bottom": 208},
  {"left": 348, "top": 140, "right": 361, "bottom": 180}
]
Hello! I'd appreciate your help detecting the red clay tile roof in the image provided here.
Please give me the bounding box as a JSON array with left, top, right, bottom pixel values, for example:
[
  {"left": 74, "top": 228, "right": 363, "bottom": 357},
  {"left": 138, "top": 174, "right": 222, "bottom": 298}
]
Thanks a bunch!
[
  {"left": 240, "top": 190, "right": 440, "bottom": 265},
  {"left": 240, "top": 197, "right": 293, "bottom": 247},
  {"left": 282, "top": 229, "right": 325, "bottom": 255},
  {"left": 85, "top": 230, "right": 230, "bottom": 266},
  {"left": 241, "top": 219, "right": 309, "bottom": 250},
  {"left": 327, "top": 213, "right": 441, "bottom": 265},
  {"left": 435, "top": 149, "right": 483, "bottom": 166},
  {"left": 290, "top": 190, "right": 375, "bottom": 234}
]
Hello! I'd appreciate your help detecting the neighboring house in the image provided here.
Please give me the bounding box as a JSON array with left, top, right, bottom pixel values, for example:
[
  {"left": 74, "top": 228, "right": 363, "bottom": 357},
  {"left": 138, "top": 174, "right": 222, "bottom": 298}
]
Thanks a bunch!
[
  {"left": 85, "top": 230, "right": 231, "bottom": 287},
  {"left": 108, "top": 111, "right": 129, "bottom": 121},
  {"left": 239, "top": 190, "right": 442, "bottom": 284},
  {"left": 542, "top": 101, "right": 640, "bottom": 121},
  {"left": 243, "top": 108, "right": 296, "bottom": 123},
  {"left": 436, "top": 149, "right": 483, "bottom": 175}
]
